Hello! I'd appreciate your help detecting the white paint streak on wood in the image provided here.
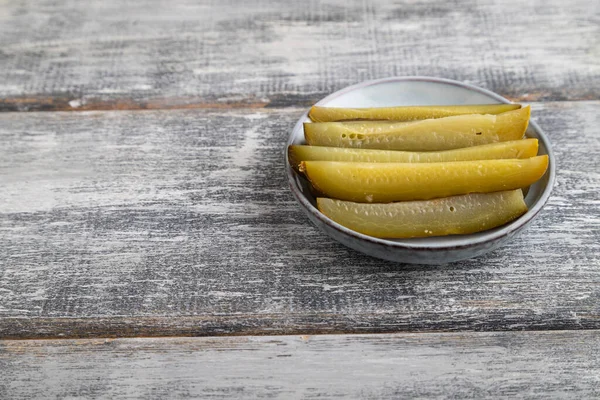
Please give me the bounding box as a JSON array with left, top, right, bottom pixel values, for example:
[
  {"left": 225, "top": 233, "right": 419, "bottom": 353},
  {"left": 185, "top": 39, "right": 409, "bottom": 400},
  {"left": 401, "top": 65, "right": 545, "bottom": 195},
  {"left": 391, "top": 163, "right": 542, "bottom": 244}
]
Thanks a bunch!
[
  {"left": 0, "top": 332, "right": 599, "bottom": 398},
  {"left": 0, "top": 101, "right": 598, "bottom": 338}
]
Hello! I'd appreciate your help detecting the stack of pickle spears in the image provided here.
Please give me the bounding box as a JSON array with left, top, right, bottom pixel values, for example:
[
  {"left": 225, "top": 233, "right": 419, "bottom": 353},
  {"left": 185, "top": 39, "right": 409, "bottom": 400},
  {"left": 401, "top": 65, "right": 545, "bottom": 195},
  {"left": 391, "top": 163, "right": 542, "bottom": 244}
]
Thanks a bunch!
[{"left": 288, "top": 104, "right": 548, "bottom": 238}]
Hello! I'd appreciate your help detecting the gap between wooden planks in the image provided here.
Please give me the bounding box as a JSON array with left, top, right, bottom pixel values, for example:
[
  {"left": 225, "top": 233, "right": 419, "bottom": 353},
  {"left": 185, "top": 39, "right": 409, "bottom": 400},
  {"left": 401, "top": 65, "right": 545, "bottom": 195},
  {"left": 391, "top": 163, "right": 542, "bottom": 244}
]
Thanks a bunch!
[{"left": 1, "top": 91, "right": 592, "bottom": 112}]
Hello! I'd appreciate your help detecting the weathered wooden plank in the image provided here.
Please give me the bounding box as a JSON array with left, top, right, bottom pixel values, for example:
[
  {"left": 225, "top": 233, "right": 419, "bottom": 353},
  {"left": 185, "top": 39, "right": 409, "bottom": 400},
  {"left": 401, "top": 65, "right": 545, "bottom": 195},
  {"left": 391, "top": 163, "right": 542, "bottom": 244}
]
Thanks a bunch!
[
  {"left": 0, "top": 0, "right": 598, "bottom": 111},
  {"left": 0, "top": 101, "right": 599, "bottom": 339},
  {"left": 1, "top": 331, "right": 599, "bottom": 399}
]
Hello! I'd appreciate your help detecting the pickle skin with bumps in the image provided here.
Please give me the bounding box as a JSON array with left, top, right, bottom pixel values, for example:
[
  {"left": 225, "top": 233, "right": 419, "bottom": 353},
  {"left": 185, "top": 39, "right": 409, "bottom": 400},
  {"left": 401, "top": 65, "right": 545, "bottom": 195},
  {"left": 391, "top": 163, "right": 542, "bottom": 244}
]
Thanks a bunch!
[
  {"left": 300, "top": 155, "right": 548, "bottom": 203},
  {"left": 308, "top": 103, "right": 522, "bottom": 122},
  {"left": 288, "top": 139, "right": 538, "bottom": 169},
  {"left": 304, "top": 106, "right": 530, "bottom": 151},
  {"left": 317, "top": 190, "right": 528, "bottom": 238}
]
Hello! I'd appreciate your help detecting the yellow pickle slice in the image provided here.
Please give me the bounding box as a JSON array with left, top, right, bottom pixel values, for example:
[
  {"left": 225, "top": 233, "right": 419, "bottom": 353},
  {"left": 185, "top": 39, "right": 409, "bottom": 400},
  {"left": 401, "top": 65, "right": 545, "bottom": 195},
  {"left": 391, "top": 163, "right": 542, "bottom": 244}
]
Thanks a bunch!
[
  {"left": 288, "top": 139, "right": 538, "bottom": 167},
  {"left": 317, "top": 190, "right": 528, "bottom": 238},
  {"left": 308, "top": 103, "right": 521, "bottom": 122},
  {"left": 304, "top": 106, "right": 530, "bottom": 151},
  {"left": 300, "top": 155, "right": 548, "bottom": 203}
]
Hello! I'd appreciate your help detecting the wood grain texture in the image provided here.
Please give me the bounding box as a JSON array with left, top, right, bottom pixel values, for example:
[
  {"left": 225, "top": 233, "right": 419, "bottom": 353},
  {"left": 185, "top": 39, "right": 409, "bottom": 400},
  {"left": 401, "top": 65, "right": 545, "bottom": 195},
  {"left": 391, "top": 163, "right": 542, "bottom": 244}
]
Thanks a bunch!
[
  {"left": 1, "top": 331, "right": 600, "bottom": 399},
  {"left": 0, "top": 0, "right": 599, "bottom": 111},
  {"left": 0, "top": 101, "right": 599, "bottom": 339}
]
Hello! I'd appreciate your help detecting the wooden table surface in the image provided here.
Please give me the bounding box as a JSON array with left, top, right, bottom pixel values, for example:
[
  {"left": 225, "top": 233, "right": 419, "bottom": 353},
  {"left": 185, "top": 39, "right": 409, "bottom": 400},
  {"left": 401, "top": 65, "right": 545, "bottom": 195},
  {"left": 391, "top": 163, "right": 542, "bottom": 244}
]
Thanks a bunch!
[{"left": 1, "top": 0, "right": 599, "bottom": 398}]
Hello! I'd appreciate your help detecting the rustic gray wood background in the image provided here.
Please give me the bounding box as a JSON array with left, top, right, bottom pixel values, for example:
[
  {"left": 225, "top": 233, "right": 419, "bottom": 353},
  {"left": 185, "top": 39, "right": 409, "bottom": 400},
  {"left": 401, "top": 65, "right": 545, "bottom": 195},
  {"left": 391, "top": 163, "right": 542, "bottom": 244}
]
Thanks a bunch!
[
  {"left": 2, "top": 331, "right": 600, "bottom": 398},
  {"left": 1, "top": 0, "right": 599, "bottom": 398}
]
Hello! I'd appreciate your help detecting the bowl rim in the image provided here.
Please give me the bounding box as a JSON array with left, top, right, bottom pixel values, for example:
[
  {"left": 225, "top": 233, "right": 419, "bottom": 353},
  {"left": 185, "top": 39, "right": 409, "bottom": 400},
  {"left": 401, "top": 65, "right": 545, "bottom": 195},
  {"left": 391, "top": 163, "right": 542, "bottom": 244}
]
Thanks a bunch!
[{"left": 285, "top": 76, "right": 556, "bottom": 251}]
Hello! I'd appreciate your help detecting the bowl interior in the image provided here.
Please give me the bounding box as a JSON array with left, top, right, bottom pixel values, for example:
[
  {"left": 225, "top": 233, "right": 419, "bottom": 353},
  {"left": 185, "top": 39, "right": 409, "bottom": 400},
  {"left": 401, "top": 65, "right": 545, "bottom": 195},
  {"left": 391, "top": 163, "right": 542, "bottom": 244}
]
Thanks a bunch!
[{"left": 286, "top": 77, "right": 554, "bottom": 249}]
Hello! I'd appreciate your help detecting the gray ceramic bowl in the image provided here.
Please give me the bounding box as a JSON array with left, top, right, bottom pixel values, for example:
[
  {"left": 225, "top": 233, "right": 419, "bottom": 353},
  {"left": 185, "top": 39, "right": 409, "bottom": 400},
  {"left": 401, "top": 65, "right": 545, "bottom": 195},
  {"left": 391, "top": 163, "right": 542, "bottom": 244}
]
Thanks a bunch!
[{"left": 285, "top": 77, "right": 555, "bottom": 264}]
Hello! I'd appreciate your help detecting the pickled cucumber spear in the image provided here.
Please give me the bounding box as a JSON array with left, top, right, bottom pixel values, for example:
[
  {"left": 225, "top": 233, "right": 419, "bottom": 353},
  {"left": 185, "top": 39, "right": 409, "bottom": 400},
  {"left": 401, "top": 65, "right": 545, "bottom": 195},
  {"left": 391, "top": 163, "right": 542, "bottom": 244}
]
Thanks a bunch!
[
  {"left": 305, "top": 106, "right": 530, "bottom": 151},
  {"left": 317, "top": 190, "right": 527, "bottom": 238},
  {"left": 300, "top": 155, "right": 548, "bottom": 203},
  {"left": 288, "top": 139, "right": 538, "bottom": 168},
  {"left": 309, "top": 103, "right": 521, "bottom": 122}
]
